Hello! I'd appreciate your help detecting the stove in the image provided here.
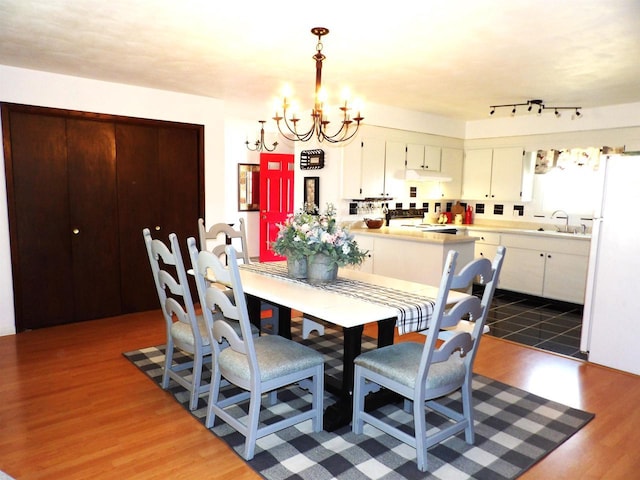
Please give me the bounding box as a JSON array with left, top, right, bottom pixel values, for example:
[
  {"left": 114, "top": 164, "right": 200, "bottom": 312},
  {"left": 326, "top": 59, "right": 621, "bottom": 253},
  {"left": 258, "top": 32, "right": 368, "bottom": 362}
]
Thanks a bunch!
[{"left": 386, "top": 209, "right": 458, "bottom": 234}]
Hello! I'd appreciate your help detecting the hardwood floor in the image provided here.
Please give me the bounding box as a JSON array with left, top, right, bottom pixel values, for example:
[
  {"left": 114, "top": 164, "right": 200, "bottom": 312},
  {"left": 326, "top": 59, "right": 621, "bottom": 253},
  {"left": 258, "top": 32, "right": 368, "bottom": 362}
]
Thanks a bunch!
[{"left": 1, "top": 311, "right": 638, "bottom": 479}]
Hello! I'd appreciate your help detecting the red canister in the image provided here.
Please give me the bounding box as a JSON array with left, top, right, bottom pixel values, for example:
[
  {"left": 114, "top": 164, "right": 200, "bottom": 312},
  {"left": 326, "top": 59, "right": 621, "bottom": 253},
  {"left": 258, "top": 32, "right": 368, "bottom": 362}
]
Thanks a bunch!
[{"left": 465, "top": 205, "right": 473, "bottom": 224}]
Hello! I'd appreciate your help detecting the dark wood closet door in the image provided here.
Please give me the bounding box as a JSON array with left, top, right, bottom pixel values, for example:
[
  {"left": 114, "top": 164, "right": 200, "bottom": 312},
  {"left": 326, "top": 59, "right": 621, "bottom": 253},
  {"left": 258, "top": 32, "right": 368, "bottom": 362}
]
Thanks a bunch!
[
  {"left": 116, "top": 123, "right": 162, "bottom": 313},
  {"left": 8, "top": 112, "right": 75, "bottom": 328},
  {"left": 158, "top": 126, "right": 200, "bottom": 246},
  {"left": 3, "top": 103, "right": 204, "bottom": 331},
  {"left": 67, "top": 119, "right": 121, "bottom": 320}
]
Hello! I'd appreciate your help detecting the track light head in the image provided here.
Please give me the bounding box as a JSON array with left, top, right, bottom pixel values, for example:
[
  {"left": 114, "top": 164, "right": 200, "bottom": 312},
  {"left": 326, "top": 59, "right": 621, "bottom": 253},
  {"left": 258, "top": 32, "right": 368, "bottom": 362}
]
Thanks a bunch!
[
  {"left": 490, "top": 107, "right": 495, "bottom": 115},
  {"left": 555, "top": 108, "right": 561, "bottom": 118},
  {"left": 575, "top": 109, "right": 582, "bottom": 117},
  {"left": 511, "top": 106, "right": 516, "bottom": 116},
  {"left": 538, "top": 105, "right": 543, "bottom": 115},
  {"left": 527, "top": 104, "right": 533, "bottom": 112}
]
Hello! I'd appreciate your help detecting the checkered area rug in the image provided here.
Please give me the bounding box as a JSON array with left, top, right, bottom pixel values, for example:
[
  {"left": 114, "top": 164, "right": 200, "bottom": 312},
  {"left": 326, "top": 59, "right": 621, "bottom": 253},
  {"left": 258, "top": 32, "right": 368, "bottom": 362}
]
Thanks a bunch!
[{"left": 123, "top": 321, "right": 594, "bottom": 479}]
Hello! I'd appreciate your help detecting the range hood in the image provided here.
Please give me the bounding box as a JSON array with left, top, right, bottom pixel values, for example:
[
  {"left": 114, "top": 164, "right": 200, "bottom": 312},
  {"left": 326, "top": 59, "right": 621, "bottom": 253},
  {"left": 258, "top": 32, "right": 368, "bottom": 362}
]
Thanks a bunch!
[{"left": 404, "top": 169, "right": 452, "bottom": 182}]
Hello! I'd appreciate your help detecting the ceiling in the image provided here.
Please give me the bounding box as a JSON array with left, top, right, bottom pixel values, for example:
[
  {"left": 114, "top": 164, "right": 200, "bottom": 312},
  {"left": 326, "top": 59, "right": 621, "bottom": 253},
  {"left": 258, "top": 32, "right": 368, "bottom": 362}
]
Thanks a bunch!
[{"left": 1, "top": 0, "right": 640, "bottom": 121}]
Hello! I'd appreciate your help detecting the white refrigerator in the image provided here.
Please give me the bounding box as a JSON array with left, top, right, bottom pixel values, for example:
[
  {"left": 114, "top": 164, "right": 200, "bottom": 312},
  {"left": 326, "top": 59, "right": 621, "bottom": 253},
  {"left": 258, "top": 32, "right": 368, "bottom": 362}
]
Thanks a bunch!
[{"left": 581, "top": 153, "right": 640, "bottom": 375}]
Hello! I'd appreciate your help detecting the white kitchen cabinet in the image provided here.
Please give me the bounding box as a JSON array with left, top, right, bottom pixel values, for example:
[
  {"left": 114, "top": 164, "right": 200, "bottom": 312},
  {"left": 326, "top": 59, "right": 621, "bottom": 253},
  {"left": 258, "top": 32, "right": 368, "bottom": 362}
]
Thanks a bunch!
[
  {"left": 341, "top": 137, "right": 387, "bottom": 198},
  {"left": 406, "top": 144, "right": 441, "bottom": 171},
  {"left": 383, "top": 142, "right": 408, "bottom": 199},
  {"left": 499, "top": 233, "right": 589, "bottom": 304},
  {"left": 365, "top": 235, "right": 475, "bottom": 285},
  {"left": 429, "top": 147, "right": 463, "bottom": 199},
  {"left": 462, "top": 146, "right": 531, "bottom": 201},
  {"left": 351, "top": 234, "right": 374, "bottom": 273}
]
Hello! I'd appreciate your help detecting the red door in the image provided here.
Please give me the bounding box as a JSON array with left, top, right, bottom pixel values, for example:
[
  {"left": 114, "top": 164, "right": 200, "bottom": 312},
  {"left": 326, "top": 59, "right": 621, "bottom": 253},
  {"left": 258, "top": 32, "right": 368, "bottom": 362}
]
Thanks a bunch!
[{"left": 259, "top": 153, "right": 294, "bottom": 261}]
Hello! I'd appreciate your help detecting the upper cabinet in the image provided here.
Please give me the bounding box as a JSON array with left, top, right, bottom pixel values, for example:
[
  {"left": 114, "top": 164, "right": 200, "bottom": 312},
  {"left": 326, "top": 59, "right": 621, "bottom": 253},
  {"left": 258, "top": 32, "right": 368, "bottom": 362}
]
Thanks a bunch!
[
  {"left": 341, "top": 129, "right": 465, "bottom": 200},
  {"left": 405, "top": 144, "right": 441, "bottom": 171},
  {"left": 342, "top": 137, "right": 390, "bottom": 198},
  {"left": 435, "top": 147, "right": 464, "bottom": 199},
  {"left": 462, "top": 146, "right": 533, "bottom": 201}
]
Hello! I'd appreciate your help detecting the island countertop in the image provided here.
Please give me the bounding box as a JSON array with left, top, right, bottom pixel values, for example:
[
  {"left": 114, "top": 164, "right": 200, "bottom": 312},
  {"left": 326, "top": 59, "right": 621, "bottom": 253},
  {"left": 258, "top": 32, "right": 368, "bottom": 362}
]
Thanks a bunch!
[{"left": 349, "top": 227, "right": 477, "bottom": 245}]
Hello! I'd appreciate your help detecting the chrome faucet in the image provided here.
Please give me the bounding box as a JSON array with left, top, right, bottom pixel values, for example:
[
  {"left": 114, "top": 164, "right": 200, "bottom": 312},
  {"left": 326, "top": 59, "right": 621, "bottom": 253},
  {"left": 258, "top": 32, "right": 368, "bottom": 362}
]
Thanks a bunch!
[{"left": 551, "top": 210, "right": 569, "bottom": 232}]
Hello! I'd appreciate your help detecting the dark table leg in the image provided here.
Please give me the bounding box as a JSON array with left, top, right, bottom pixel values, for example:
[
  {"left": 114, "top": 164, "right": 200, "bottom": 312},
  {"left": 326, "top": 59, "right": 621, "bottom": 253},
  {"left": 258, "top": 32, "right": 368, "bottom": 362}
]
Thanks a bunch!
[
  {"left": 323, "top": 317, "right": 397, "bottom": 432},
  {"left": 246, "top": 295, "right": 292, "bottom": 338}
]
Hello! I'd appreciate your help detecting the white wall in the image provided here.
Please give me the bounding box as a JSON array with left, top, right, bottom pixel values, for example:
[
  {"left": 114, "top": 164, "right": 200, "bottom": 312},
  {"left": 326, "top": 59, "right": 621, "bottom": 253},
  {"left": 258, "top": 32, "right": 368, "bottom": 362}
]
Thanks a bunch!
[
  {"left": 3, "top": 64, "right": 640, "bottom": 336},
  {"left": 0, "top": 65, "right": 225, "bottom": 336}
]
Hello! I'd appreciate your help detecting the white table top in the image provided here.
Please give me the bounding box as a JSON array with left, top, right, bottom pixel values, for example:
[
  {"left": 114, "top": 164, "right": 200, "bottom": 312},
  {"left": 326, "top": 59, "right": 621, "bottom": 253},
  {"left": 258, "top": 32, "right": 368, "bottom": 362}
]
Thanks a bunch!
[{"left": 237, "top": 264, "right": 469, "bottom": 330}]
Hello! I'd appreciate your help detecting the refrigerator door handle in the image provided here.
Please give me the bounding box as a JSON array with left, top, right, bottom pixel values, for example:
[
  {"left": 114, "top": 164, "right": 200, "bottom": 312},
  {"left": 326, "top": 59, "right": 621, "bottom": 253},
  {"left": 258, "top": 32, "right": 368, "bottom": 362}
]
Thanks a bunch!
[{"left": 580, "top": 217, "right": 603, "bottom": 353}]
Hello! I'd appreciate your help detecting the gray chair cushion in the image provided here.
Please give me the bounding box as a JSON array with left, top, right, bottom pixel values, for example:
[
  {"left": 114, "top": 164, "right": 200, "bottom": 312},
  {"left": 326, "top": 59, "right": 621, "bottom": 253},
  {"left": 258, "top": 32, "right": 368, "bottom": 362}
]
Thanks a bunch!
[
  {"left": 170, "top": 314, "right": 210, "bottom": 346},
  {"left": 219, "top": 335, "right": 324, "bottom": 383},
  {"left": 354, "top": 342, "right": 465, "bottom": 390}
]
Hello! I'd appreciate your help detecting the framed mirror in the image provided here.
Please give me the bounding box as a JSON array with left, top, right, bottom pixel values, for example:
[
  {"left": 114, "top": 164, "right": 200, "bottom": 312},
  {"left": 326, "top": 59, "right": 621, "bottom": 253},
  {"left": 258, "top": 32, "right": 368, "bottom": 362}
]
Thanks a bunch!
[{"left": 238, "top": 163, "right": 260, "bottom": 211}]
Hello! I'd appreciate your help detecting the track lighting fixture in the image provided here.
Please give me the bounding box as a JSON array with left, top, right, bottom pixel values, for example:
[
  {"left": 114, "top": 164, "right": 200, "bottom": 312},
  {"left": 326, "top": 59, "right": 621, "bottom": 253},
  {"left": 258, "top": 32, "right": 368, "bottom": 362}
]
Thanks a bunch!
[{"left": 488, "top": 99, "right": 582, "bottom": 119}]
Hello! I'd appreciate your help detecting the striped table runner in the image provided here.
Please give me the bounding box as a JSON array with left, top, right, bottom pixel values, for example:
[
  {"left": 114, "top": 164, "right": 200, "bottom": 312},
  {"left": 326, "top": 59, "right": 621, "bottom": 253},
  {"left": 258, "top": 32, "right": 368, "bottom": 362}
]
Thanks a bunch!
[{"left": 240, "top": 263, "right": 436, "bottom": 335}]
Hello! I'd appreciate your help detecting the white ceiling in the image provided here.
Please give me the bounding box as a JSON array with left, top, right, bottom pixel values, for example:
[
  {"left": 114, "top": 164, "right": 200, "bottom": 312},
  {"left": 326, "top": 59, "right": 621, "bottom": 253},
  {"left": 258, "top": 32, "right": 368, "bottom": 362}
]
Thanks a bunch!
[{"left": 1, "top": 0, "right": 640, "bottom": 121}]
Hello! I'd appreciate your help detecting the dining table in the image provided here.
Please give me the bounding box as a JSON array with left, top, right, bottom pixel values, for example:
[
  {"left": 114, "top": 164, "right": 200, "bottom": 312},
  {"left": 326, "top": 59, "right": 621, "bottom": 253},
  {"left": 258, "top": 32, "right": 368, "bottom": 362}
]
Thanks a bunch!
[{"left": 233, "top": 261, "right": 470, "bottom": 431}]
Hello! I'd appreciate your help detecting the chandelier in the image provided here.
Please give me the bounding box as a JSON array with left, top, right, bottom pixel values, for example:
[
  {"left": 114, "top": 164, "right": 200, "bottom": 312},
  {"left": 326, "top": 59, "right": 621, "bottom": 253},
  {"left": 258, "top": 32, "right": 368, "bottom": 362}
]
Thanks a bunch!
[
  {"left": 245, "top": 121, "right": 278, "bottom": 152},
  {"left": 272, "top": 27, "right": 364, "bottom": 144},
  {"left": 489, "top": 99, "right": 582, "bottom": 118}
]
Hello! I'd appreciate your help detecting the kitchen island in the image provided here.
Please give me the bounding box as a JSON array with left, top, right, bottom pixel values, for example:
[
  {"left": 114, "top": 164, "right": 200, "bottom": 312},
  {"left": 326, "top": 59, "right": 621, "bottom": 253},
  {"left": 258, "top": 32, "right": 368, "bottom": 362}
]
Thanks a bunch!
[{"left": 350, "top": 227, "right": 476, "bottom": 285}]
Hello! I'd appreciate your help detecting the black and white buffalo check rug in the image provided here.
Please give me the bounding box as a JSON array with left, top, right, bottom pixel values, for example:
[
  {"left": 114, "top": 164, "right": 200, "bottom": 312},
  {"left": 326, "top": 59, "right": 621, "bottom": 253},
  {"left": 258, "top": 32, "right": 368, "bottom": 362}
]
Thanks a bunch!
[{"left": 123, "top": 322, "right": 594, "bottom": 479}]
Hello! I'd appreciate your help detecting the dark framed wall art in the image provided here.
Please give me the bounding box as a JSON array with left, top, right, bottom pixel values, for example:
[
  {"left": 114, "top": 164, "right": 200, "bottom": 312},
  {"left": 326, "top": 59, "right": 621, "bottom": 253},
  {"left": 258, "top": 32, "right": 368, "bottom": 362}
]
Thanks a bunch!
[
  {"left": 303, "top": 176, "right": 319, "bottom": 213},
  {"left": 238, "top": 163, "right": 260, "bottom": 211}
]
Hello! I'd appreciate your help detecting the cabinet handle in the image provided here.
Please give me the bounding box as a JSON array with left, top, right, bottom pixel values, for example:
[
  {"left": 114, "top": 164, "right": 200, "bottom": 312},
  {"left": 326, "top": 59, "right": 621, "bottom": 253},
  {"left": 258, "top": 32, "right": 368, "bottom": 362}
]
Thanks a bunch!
[
  {"left": 155, "top": 226, "right": 161, "bottom": 231},
  {"left": 547, "top": 254, "right": 552, "bottom": 258},
  {"left": 72, "top": 228, "right": 80, "bottom": 235},
  {"left": 540, "top": 253, "right": 544, "bottom": 257}
]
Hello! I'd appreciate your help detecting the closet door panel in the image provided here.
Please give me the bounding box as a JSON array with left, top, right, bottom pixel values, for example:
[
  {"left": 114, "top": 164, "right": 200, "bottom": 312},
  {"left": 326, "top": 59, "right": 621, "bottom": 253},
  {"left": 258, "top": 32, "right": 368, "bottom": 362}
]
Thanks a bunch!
[
  {"left": 116, "top": 123, "right": 161, "bottom": 313},
  {"left": 67, "top": 118, "right": 121, "bottom": 320},
  {"left": 158, "top": 127, "right": 200, "bottom": 244},
  {"left": 9, "top": 112, "right": 74, "bottom": 328}
]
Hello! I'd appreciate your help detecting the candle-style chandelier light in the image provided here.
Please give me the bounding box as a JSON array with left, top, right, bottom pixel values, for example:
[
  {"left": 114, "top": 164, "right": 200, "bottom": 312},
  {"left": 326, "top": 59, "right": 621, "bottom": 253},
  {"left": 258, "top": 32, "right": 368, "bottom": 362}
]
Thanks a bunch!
[
  {"left": 271, "top": 27, "right": 364, "bottom": 144},
  {"left": 245, "top": 120, "right": 278, "bottom": 152}
]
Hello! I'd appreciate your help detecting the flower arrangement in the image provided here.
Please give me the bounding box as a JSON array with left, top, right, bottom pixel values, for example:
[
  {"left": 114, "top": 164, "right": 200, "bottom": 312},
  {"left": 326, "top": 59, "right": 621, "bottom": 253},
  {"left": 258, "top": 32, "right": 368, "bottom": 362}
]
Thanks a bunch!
[{"left": 272, "top": 203, "right": 368, "bottom": 267}]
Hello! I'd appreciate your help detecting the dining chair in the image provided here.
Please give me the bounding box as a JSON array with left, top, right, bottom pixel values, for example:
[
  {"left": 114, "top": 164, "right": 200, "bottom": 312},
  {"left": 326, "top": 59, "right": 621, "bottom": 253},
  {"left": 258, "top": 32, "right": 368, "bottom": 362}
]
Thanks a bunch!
[
  {"left": 186, "top": 237, "right": 324, "bottom": 460},
  {"left": 438, "top": 245, "right": 506, "bottom": 341},
  {"left": 351, "top": 249, "right": 494, "bottom": 472},
  {"left": 198, "top": 218, "right": 280, "bottom": 334},
  {"left": 142, "top": 228, "right": 211, "bottom": 411}
]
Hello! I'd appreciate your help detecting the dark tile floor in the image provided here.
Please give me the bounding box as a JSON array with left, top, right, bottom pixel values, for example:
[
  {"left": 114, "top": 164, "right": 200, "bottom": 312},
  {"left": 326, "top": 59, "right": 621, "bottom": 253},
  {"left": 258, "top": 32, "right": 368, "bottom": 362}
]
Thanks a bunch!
[{"left": 480, "top": 288, "right": 587, "bottom": 360}]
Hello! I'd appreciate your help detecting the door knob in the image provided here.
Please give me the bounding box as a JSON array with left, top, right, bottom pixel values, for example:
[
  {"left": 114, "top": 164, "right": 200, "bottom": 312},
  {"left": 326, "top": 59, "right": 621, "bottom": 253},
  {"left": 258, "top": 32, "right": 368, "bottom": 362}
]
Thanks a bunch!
[{"left": 72, "top": 228, "right": 80, "bottom": 235}]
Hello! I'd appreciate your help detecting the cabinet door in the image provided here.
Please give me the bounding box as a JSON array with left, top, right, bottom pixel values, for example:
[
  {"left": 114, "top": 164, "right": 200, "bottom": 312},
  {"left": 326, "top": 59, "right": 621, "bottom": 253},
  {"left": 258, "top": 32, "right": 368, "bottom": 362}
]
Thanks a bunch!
[
  {"left": 491, "top": 147, "right": 524, "bottom": 201},
  {"left": 360, "top": 137, "right": 386, "bottom": 197},
  {"left": 500, "top": 247, "right": 545, "bottom": 296},
  {"left": 462, "top": 149, "right": 493, "bottom": 199},
  {"left": 352, "top": 235, "right": 374, "bottom": 273},
  {"left": 423, "top": 145, "right": 442, "bottom": 171},
  {"left": 439, "top": 147, "right": 463, "bottom": 199},
  {"left": 341, "top": 139, "right": 363, "bottom": 198},
  {"left": 405, "top": 143, "right": 424, "bottom": 170},
  {"left": 384, "top": 141, "right": 407, "bottom": 198},
  {"left": 543, "top": 252, "right": 588, "bottom": 304}
]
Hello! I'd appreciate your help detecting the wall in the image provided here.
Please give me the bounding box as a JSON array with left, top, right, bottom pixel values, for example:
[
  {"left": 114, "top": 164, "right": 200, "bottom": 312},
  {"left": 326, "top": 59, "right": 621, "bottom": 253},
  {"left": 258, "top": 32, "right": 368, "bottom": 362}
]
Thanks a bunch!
[
  {"left": 0, "top": 65, "right": 225, "bottom": 336},
  {"left": 3, "top": 64, "right": 640, "bottom": 335}
]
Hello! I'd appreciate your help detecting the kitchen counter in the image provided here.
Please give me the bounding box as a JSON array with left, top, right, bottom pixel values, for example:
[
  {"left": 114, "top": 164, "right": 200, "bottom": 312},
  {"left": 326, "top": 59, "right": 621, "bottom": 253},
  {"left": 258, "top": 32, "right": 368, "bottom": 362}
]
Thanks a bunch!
[
  {"left": 350, "top": 226, "right": 477, "bottom": 245},
  {"left": 461, "top": 224, "right": 591, "bottom": 241}
]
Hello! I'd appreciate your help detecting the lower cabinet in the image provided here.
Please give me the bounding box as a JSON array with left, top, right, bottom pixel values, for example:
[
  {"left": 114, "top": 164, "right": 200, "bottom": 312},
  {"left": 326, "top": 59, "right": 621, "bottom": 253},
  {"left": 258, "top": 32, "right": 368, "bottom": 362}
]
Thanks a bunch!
[
  {"left": 352, "top": 234, "right": 475, "bottom": 285},
  {"left": 498, "top": 234, "right": 589, "bottom": 304}
]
